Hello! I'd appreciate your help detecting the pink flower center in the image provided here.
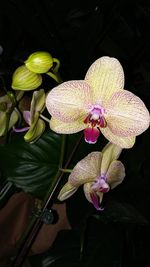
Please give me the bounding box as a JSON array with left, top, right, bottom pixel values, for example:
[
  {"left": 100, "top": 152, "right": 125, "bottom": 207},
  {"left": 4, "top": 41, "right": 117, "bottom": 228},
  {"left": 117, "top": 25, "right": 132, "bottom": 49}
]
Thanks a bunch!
[
  {"left": 84, "top": 106, "right": 107, "bottom": 144},
  {"left": 92, "top": 174, "right": 110, "bottom": 193}
]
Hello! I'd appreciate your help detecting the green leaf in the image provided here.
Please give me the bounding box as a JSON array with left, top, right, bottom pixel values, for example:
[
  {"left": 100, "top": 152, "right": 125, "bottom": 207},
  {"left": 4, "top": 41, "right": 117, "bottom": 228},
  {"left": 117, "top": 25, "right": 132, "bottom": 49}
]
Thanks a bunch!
[{"left": 0, "top": 130, "right": 62, "bottom": 198}]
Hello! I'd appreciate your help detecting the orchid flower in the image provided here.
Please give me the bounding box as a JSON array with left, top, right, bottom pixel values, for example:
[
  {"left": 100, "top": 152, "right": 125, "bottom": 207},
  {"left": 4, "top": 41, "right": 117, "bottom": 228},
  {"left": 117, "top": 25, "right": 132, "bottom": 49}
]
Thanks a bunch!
[
  {"left": 46, "top": 56, "right": 150, "bottom": 148},
  {"left": 14, "top": 89, "right": 46, "bottom": 142},
  {"left": 58, "top": 142, "right": 125, "bottom": 210}
]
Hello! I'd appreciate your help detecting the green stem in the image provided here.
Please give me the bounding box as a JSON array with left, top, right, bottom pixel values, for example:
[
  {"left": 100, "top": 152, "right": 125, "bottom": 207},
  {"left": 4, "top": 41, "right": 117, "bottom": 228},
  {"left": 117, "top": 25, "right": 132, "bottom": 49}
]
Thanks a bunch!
[
  {"left": 59, "top": 168, "right": 72, "bottom": 173},
  {"left": 53, "top": 58, "right": 60, "bottom": 73},
  {"left": 46, "top": 71, "right": 63, "bottom": 84},
  {"left": 59, "top": 135, "right": 67, "bottom": 169},
  {"left": 39, "top": 114, "right": 50, "bottom": 123}
]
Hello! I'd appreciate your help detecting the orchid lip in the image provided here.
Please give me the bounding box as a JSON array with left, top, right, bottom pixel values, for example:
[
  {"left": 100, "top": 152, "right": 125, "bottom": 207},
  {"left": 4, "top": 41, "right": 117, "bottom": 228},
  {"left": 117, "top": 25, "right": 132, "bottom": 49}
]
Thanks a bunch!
[
  {"left": 84, "top": 127, "right": 100, "bottom": 144},
  {"left": 90, "top": 192, "right": 104, "bottom": 211},
  {"left": 13, "top": 126, "right": 30, "bottom": 133}
]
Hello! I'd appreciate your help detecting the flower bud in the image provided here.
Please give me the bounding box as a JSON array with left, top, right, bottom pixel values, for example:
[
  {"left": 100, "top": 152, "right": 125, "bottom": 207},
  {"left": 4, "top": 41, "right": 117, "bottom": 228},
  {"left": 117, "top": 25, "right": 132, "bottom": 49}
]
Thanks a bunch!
[
  {"left": 25, "top": 51, "right": 53, "bottom": 74},
  {"left": 9, "top": 109, "right": 20, "bottom": 130},
  {"left": 12, "top": 65, "right": 42, "bottom": 91},
  {"left": 24, "top": 117, "right": 45, "bottom": 143},
  {"left": 0, "top": 111, "right": 7, "bottom": 136},
  {"left": 31, "top": 89, "right": 45, "bottom": 114}
]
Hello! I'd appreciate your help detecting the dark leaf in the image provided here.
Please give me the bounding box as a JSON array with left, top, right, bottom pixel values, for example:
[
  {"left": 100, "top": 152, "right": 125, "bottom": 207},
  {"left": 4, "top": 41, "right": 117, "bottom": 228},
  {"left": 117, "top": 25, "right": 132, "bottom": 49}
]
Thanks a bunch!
[{"left": 0, "top": 130, "right": 62, "bottom": 198}]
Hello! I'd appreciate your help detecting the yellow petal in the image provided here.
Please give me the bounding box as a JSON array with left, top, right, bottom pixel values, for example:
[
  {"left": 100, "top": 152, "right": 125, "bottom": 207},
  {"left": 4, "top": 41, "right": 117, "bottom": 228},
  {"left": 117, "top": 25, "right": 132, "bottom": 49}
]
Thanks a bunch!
[
  {"left": 58, "top": 182, "right": 78, "bottom": 201},
  {"left": 46, "top": 80, "right": 92, "bottom": 122},
  {"left": 106, "top": 160, "right": 125, "bottom": 189},
  {"left": 101, "top": 127, "right": 136, "bottom": 148},
  {"left": 68, "top": 152, "right": 102, "bottom": 186},
  {"left": 101, "top": 142, "right": 123, "bottom": 175},
  {"left": 50, "top": 117, "right": 85, "bottom": 134},
  {"left": 83, "top": 183, "right": 103, "bottom": 204},
  {"left": 105, "top": 90, "right": 150, "bottom": 137},
  {"left": 85, "top": 56, "right": 124, "bottom": 104}
]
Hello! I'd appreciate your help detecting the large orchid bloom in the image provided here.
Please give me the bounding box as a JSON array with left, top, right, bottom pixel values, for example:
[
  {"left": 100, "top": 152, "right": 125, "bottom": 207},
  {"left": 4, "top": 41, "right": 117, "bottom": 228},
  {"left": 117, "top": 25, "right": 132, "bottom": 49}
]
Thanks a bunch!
[
  {"left": 46, "top": 56, "right": 150, "bottom": 148},
  {"left": 58, "top": 142, "right": 125, "bottom": 210}
]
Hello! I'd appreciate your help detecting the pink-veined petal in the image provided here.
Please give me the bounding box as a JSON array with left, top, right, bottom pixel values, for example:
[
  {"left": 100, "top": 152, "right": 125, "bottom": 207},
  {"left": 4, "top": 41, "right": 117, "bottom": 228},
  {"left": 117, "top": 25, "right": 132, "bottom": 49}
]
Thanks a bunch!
[
  {"left": 46, "top": 80, "right": 92, "bottom": 122},
  {"left": 101, "top": 127, "right": 136, "bottom": 148},
  {"left": 101, "top": 142, "right": 122, "bottom": 175},
  {"left": 105, "top": 90, "right": 150, "bottom": 137},
  {"left": 85, "top": 56, "right": 124, "bottom": 104},
  {"left": 83, "top": 183, "right": 103, "bottom": 206},
  {"left": 68, "top": 152, "right": 102, "bottom": 187},
  {"left": 50, "top": 117, "right": 85, "bottom": 134},
  {"left": 57, "top": 182, "right": 78, "bottom": 201},
  {"left": 106, "top": 160, "right": 125, "bottom": 189}
]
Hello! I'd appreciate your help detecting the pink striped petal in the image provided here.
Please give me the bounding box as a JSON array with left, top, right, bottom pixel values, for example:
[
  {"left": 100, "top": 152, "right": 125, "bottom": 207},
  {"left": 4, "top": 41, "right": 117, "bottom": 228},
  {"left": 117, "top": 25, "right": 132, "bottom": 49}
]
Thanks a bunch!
[
  {"left": 50, "top": 117, "right": 85, "bottom": 134},
  {"left": 105, "top": 90, "right": 150, "bottom": 137},
  {"left": 85, "top": 56, "right": 124, "bottom": 104},
  {"left": 101, "top": 127, "right": 136, "bottom": 148},
  {"left": 106, "top": 160, "right": 125, "bottom": 189},
  {"left": 68, "top": 152, "right": 102, "bottom": 187},
  {"left": 46, "top": 80, "right": 92, "bottom": 122}
]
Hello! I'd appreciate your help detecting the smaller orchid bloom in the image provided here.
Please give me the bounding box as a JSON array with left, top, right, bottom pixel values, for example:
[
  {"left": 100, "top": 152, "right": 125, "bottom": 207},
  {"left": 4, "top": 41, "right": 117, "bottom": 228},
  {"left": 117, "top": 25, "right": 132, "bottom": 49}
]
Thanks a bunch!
[
  {"left": 46, "top": 56, "right": 150, "bottom": 148},
  {"left": 58, "top": 142, "right": 125, "bottom": 210},
  {"left": 13, "top": 89, "right": 46, "bottom": 142}
]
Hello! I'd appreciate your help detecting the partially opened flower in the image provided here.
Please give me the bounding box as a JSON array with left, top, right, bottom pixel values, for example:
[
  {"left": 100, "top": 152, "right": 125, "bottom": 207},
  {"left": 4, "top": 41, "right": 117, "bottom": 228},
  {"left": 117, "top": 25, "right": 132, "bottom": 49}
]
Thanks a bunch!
[
  {"left": 46, "top": 56, "right": 150, "bottom": 148},
  {"left": 58, "top": 142, "right": 125, "bottom": 210},
  {"left": 0, "top": 94, "right": 19, "bottom": 136},
  {"left": 14, "top": 89, "right": 46, "bottom": 142}
]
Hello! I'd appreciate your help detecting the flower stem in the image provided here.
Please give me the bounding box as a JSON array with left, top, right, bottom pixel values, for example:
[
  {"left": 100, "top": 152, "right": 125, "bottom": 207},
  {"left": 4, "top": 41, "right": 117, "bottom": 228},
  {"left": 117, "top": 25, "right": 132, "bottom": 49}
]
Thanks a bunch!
[
  {"left": 46, "top": 71, "right": 63, "bottom": 84},
  {"left": 53, "top": 58, "right": 60, "bottom": 73},
  {"left": 59, "top": 168, "right": 72, "bottom": 173},
  {"left": 39, "top": 114, "right": 50, "bottom": 123}
]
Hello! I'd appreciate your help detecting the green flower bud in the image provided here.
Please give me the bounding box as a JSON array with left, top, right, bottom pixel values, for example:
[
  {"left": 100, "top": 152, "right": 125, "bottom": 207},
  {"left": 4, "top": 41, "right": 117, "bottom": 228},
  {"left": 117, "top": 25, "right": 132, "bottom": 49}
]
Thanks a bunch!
[
  {"left": 31, "top": 89, "right": 45, "bottom": 114},
  {"left": 0, "top": 111, "right": 7, "bottom": 136},
  {"left": 12, "top": 65, "right": 42, "bottom": 91},
  {"left": 25, "top": 51, "right": 53, "bottom": 74},
  {"left": 24, "top": 117, "right": 45, "bottom": 143},
  {"left": 8, "top": 109, "right": 20, "bottom": 130}
]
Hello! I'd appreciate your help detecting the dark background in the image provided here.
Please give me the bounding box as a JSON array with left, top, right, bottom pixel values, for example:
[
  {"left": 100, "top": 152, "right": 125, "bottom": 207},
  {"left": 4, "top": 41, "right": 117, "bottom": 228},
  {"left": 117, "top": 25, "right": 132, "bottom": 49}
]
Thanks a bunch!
[{"left": 0, "top": 0, "right": 150, "bottom": 266}]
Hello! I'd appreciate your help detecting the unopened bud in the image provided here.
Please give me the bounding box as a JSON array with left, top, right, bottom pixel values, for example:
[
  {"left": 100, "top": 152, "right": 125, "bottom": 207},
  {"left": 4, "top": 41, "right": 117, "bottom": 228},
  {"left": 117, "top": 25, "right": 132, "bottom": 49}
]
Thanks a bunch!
[
  {"left": 12, "top": 65, "right": 42, "bottom": 91},
  {"left": 25, "top": 51, "right": 53, "bottom": 74}
]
